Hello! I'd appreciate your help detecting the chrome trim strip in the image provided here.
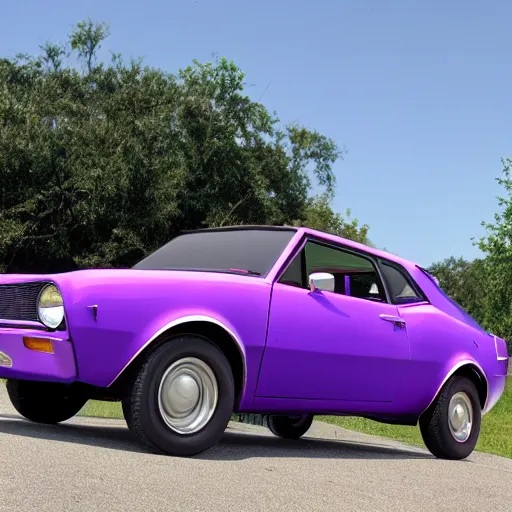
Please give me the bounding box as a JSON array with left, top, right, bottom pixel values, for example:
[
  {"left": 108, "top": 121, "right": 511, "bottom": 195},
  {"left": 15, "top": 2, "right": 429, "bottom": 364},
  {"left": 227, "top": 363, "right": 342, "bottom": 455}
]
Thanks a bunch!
[
  {"left": 107, "top": 315, "right": 247, "bottom": 393},
  {"left": 0, "top": 319, "right": 43, "bottom": 328},
  {"left": 0, "top": 331, "right": 65, "bottom": 342},
  {"left": 419, "top": 360, "right": 489, "bottom": 417},
  {"left": 265, "top": 229, "right": 306, "bottom": 283},
  {"left": 26, "top": 335, "right": 66, "bottom": 342}
]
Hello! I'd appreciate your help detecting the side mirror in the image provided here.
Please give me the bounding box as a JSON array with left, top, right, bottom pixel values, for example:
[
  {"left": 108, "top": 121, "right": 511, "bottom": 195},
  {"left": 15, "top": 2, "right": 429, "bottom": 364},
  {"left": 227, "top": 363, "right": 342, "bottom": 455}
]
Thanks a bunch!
[{"left": 308, "top": 272, "right": 335, "bottom": 293}]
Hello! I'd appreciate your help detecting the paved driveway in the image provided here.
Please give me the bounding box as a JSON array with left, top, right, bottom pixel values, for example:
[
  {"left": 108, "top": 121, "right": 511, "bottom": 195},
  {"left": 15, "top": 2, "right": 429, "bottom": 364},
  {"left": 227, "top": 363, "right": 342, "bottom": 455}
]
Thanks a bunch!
[{"left": 0, "top": 386, "right": 510, "bottom": 512}]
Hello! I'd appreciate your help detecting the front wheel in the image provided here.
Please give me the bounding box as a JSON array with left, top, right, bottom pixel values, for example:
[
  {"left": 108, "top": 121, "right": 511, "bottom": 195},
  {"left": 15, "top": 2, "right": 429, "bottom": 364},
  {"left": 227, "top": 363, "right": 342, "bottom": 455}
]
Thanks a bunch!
[
  {"left": 419, "top": 376, "right": 481, "bottom": 460},
  {"left": 268, "top": 414, "right": 314, "bottom": 439},
  {"left": 6, "top": 379, "right": 88, "bottom": 424},
  {"left": 122, "top": 335, "right": 235, "bottom": 457}
]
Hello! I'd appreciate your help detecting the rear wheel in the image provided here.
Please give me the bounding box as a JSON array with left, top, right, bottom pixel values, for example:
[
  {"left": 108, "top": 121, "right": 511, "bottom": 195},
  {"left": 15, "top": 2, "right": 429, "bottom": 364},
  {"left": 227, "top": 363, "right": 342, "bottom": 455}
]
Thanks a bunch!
[
  {"left": 6, "top": 379, "right": 88, "bottom": 424},
  {"left": 268, "top": 414, "right": 314, "bottom": 439},
  {"left": 122, "top": 335, "right": 235, "bottom": 457},
  {"left": 419, "top": 376, "right": 481, "bottom": 460}
]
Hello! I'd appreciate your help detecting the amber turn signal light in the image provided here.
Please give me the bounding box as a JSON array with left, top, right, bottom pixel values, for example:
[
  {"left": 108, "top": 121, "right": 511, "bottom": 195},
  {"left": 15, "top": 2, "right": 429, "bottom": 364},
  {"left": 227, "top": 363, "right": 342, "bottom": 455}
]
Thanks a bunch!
[{"left": 23, "top": 337, "right": 54, "bottom": 354}]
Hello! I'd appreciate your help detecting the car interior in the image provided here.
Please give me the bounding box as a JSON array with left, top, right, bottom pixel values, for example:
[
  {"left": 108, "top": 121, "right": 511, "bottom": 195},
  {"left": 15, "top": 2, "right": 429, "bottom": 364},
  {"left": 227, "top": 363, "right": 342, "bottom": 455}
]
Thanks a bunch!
[{"left": 278, "top": 241, "right": 387, "bottom": 302}]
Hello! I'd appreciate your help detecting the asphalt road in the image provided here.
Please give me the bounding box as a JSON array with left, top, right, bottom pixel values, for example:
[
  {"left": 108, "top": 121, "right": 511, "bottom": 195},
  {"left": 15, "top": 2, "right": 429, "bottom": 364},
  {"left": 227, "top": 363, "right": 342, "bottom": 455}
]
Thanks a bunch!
[{"left": 0, "top": 387, "right": 510, "bottom": 512}]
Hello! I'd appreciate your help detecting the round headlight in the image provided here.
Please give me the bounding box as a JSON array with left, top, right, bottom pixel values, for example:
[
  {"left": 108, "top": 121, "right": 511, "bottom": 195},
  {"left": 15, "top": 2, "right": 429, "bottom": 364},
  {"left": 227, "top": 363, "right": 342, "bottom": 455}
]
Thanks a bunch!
[{"left": 38, "top": 284, "right": 64, "bottom": 329}]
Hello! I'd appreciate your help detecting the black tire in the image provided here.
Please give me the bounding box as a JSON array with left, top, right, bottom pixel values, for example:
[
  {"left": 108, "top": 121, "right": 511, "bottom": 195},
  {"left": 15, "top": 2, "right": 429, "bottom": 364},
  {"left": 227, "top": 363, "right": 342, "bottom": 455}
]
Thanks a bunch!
[
  {"left": 122, "top": 335, "right": 235, "bottom": 457},
  {"left": 122, "top": 396, "right": 133, "bottom": 431},
  {"left": 419, "top": 376, "right": 482, "bottom": 460},
  {"left": 6, "top": 379, "right": 88, "bottom": 424},
  {"left": 267, "top": 414, "right": 314, "bottom": 439}
]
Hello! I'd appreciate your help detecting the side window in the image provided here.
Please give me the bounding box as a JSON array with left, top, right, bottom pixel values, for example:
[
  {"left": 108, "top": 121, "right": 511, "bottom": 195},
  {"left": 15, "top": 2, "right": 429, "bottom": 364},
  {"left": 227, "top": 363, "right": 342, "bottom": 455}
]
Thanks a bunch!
[
  {"left": 278, "top": 241, "right": 386, "bottom": 302},
  {"left": 379, "top": 261, "right": 424, "bottom": 304},
  {"left": 304, "top": 242, "right": 385, "bottom": 301},
  {"left": 279, "top": 249, "right": 304, "bottom": 288}
]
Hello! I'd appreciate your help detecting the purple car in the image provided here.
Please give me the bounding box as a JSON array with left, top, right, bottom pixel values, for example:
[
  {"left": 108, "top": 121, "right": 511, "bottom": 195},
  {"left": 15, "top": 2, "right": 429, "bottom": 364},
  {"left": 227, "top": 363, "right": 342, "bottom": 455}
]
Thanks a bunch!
[{"left": 0, "top": 226, "right": 508, "bottom": 459}]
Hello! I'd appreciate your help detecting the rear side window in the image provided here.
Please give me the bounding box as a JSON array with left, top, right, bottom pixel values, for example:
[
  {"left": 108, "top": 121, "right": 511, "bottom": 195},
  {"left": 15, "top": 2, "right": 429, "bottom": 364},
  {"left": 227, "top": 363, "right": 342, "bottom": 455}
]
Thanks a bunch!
[{"left": 379, "top": 261, "right": 425, "bottom": 304}]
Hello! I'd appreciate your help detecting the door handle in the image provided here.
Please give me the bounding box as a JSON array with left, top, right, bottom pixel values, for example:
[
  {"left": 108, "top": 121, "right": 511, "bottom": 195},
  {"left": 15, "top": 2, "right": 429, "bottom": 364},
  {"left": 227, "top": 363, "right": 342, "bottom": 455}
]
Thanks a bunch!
[{"left": 379, "top": 314, "right": 406, "bottom": 327}]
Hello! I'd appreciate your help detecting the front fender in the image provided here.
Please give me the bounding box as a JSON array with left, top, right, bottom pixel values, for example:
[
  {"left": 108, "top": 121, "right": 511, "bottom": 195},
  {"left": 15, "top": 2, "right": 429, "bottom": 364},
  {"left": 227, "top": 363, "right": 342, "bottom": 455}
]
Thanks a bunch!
[
  {"left": 106, "top": 310, "right": 247, "bottom": 387},
  {"left": 58, "top": 269, "right": 272, "bottom": 396}
]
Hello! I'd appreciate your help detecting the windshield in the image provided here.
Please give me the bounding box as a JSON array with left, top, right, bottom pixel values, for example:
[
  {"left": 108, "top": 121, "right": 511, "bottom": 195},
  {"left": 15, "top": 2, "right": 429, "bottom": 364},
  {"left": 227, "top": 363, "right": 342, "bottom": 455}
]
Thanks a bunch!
[{"left": 133, "top": 228, "right": 296, "bottom": 277}]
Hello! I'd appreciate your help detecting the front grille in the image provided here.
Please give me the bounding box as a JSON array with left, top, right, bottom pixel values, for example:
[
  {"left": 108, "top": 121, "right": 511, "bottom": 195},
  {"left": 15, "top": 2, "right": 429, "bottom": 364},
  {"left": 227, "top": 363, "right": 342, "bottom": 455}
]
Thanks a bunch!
[{"left": 0, "top": 281, "right": 47, "bottom": 323}]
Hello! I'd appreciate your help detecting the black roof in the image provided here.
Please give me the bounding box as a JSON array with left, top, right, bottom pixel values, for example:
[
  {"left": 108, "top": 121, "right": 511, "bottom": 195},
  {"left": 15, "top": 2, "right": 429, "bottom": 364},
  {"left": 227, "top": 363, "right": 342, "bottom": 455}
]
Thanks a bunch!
[{"left": 181, "top": 225, "right": 298, "bottom": 234}]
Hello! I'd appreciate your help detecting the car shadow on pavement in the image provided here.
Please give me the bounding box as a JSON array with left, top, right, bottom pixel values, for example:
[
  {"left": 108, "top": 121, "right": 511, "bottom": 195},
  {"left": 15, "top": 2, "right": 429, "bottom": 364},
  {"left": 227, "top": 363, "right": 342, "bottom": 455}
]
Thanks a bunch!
[
  {"left": 0, "top": 413, "right": 434, "bottom": 461},
  {"left": 0, "top": 413, "right": 146, "bottom": 453},
  {"left": 202, "top": 431, "right": 434, "bottom": 461}
]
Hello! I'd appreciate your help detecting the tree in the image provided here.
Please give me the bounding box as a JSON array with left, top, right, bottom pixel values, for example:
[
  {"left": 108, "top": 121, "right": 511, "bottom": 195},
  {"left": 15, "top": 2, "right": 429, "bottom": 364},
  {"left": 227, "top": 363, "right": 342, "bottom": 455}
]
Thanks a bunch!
[
  {"left": 477, "top": 157, "right": 512, "bottom": 343},
  {"left": 427, "top": 256, "right": 488, "bottom": 328},
  {"left": 293, "top": 193, "right": 371, "bottom": 244},
  {"left": 0, "top": 20, "right": 369, "bottom": 273},
  {"left": 70, "top": 18, "right": 110, "bottom": 73}
]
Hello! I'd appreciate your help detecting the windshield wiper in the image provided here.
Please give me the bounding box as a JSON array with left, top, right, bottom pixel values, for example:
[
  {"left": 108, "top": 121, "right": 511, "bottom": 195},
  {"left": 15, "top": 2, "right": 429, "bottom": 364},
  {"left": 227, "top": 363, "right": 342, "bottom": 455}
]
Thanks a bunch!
[
  {"left": 227, "top": 268, "right": 261, "bottom": 276},
  {"left": 133, "top": 266, "right": 262, "bottom": 276}
]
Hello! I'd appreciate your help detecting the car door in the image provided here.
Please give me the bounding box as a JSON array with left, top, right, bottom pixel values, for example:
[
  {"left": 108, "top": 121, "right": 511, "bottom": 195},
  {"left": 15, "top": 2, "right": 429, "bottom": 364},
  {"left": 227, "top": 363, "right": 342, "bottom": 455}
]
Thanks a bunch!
[{"left": 256, "top": 238, "right": 411, "bottom": 402}]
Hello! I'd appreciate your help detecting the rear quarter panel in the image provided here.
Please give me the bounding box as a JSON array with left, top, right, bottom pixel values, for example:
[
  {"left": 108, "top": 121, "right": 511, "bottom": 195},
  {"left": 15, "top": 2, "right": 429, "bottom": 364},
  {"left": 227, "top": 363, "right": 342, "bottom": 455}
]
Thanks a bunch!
[
  {"left": 54, "top": 270, "right": 272, "bottom": 409},
  {"left": 396, "top": 303, "right": 497, "bottom": 415}
]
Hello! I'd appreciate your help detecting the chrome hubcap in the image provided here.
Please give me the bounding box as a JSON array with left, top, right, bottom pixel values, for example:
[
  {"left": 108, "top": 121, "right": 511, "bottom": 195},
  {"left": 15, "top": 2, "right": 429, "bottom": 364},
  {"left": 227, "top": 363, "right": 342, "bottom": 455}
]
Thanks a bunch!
[
  {"left": 158, "top": 357, "right": 218, "bottom": 435},
  {"left": 448, "top": 392, "right": 473, "bottom": 443}
]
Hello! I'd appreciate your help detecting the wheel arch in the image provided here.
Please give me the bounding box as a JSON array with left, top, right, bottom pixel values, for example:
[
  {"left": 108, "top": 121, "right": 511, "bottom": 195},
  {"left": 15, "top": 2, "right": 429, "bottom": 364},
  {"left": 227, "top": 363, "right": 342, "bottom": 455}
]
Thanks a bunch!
[
  {"left": 109, "top": 315, "right": 247, "bottom": 408},
  {"left": 452, "top": 363, "right": 488, "bottom": 411},
  {"left": 420, "top": 360, "right": 489, "bottom": 418}
]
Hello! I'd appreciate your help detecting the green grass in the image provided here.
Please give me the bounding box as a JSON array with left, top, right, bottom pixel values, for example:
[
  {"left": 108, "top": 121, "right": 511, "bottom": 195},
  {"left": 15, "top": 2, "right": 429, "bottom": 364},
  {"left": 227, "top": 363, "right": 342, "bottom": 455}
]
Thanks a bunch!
[
  {"left": 318, "top": 377, "right": 512, "bottom": 459},
  {"left": 78, "top": 400, "right": 123, "bottom": 419}
]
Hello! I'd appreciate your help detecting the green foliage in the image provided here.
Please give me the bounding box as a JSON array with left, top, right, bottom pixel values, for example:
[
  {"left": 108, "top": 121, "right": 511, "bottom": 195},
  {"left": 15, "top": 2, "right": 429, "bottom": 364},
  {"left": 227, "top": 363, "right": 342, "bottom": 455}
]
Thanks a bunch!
[
  {"left": 70, "top": 18, "right": 110, "bottom": 73},
  {"left": 0, "top": 20, "right": 369, "bottom": 274},
  {"left": 293, "top": 193, "right": 371, "bottom": 245},
  {"left": 427, "top": 256, "right": 488, "bottom": 328},
  {"left": 427, "top": 157, "right": 512, "bottom": 354},
  {"left": 477, "top": 158, "right": 512, "bottom": 344}
]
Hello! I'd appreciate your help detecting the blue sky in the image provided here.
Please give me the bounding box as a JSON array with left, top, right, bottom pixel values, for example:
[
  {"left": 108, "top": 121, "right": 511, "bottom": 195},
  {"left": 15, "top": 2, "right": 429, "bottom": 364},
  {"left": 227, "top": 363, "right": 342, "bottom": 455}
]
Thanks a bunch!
[{"left": 2, "top": 0, "right": 510, "bottom": 267}]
